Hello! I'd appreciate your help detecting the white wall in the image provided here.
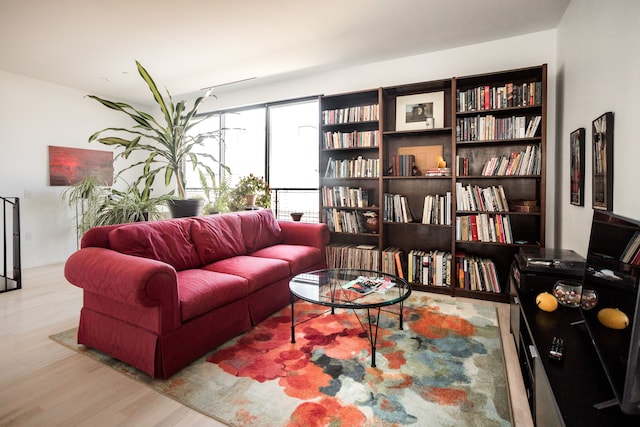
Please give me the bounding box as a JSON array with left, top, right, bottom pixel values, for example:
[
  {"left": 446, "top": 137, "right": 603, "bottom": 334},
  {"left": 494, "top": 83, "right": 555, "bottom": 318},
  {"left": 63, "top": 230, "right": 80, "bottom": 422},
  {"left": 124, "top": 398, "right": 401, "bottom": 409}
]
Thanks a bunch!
[
  {"left": 556, "top": 0, "right": 640, "bottom": 256},
  {"left": 1, "top": 30, "right": 558, "bottom": 269},
  {"left": 0, "top": 71, "right": 136, "bottom": 268}
]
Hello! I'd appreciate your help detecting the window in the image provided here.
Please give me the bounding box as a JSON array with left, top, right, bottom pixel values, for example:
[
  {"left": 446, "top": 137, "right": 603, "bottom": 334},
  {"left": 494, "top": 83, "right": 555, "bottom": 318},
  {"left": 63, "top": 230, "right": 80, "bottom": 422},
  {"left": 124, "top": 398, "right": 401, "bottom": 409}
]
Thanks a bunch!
[
  {"left": 222, "top": 108, "right": 266, "bottom": 187},
  {"left": 186, "top": 97, "right": 319, "bottom": 220},
  {"left": 268, "top": 100, "right": 319, "bottom": 188}
]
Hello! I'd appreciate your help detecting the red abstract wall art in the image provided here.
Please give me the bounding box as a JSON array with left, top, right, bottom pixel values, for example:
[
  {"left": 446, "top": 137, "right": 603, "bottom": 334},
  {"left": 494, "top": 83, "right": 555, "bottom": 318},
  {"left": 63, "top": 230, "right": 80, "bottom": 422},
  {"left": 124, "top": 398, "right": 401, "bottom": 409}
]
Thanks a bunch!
[{"left": 49, "top": 146, "right": 113, "bottom": 186}]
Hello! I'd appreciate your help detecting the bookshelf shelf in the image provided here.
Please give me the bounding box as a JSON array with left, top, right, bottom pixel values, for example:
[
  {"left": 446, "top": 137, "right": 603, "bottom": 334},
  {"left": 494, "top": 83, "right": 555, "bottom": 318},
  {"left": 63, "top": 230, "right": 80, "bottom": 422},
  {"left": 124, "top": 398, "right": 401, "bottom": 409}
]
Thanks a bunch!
[{"left": 319, "top": 65, "right": 547, "bottom": 304}]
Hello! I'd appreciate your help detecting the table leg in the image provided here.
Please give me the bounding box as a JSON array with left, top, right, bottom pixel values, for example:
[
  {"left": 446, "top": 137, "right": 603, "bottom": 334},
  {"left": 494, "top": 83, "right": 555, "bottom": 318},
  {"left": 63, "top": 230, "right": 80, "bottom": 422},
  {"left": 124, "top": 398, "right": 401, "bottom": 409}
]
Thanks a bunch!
[
  {"left": 399, "top": 299, "right": 405, "bottom": 330},
  {"left": 290, "top": 293, "right": 296, "bottom": 344},
  {"left": 366, "top": 307, "right": 382, "bottom": 368}
]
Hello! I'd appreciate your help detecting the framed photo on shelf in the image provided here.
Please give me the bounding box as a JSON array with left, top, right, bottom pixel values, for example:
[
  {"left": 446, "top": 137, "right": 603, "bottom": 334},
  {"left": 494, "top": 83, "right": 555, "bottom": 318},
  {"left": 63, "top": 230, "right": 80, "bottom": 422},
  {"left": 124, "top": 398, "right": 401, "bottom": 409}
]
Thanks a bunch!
[
  {"left": 592, "top": 112, "right": 614, "bottom": 211},
  {"left": 570, "top": 128, "right": 585, "bottom": 206},
  {"left": 395, "top": 91, "right": 444, "bottom": 131}
]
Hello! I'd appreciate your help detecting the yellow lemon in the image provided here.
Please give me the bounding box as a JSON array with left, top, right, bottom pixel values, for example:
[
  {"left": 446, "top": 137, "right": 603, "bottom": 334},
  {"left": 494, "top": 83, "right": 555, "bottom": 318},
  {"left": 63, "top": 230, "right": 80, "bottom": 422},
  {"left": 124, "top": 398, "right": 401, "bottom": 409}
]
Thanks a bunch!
[
  {"left": 536, "top": 292, "right": 558, "bottom": 312},
  {"left": 597, "top": 308, "right": 629, "bottom": 330}
]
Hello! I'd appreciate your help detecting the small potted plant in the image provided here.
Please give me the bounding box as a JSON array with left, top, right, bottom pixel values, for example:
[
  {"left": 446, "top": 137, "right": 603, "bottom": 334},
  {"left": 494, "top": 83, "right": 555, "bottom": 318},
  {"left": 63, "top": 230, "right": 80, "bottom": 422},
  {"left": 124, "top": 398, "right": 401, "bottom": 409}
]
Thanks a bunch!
[
  {"left": 229, "top": 174, "right": 271, "bottom": 211},
  {"left": 61, "top": 175, "right": 109, "bottom": 245},
  {"left": 201, "top": 173, "right": 232, "bottom": 214}
]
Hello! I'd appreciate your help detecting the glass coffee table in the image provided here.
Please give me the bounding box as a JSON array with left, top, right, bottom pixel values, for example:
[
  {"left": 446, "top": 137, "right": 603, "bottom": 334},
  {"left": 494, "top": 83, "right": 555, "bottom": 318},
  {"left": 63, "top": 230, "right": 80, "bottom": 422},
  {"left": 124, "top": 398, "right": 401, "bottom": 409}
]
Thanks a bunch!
[{"left": 289, "top": 268, "right": 411, "bottom": 367}]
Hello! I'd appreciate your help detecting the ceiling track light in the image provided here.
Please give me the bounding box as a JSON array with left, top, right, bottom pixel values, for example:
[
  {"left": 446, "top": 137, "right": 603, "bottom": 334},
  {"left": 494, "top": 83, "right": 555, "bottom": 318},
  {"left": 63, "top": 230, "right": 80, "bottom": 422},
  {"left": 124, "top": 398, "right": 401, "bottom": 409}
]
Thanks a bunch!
[{"left": 200, "top": 76, "right": 257, "bottom": 92}]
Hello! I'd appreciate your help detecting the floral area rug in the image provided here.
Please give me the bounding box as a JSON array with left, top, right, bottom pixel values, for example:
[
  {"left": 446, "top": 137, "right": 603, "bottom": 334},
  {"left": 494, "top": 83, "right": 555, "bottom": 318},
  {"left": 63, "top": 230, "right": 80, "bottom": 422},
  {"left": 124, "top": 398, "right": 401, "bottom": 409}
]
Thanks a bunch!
[{"left": 50, "top": 294, "right": 512, "bottom": 426}]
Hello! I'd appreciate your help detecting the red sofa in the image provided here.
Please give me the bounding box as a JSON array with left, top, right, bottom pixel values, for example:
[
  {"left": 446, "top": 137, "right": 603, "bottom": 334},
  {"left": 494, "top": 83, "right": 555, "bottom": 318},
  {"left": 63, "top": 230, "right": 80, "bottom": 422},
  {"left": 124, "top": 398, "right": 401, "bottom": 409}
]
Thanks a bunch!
[{"left": 64, "top": 209, "right": 329, "bottom": 379}]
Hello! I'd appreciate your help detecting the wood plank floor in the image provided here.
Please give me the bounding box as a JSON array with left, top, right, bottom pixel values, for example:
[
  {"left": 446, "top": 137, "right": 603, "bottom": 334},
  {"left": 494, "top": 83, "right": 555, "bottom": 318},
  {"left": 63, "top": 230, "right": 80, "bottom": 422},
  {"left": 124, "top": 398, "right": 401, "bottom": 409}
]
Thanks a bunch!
[{"left": 0, "top": 264, "right": 533, "bottom": 426}]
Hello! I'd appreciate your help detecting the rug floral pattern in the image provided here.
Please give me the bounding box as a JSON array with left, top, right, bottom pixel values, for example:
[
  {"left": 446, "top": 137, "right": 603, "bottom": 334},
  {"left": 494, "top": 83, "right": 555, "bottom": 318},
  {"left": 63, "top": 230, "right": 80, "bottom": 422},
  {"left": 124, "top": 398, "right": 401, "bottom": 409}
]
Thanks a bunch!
[{"left": 51, "top": 294, "right": 512, "bottom": 426}]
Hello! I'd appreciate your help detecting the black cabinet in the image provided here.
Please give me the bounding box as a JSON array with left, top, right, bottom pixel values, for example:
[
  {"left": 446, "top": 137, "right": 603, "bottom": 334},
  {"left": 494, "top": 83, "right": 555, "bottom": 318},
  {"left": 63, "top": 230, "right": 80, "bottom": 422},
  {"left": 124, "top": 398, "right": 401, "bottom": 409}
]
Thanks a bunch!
[{"left": 510, "top": 262, "right": 640, "bottom": 426}]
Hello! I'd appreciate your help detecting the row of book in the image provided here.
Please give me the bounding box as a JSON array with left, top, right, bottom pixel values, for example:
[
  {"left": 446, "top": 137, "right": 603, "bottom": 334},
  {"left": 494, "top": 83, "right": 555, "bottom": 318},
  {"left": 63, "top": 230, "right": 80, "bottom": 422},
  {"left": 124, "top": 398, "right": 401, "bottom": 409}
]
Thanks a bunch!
[
  {"left": 456, "top": 81, "right": 542, "bottom": 112},
  {"left": 326, "top": 245, "right": 502, "bottom": 294},
  {"left": 382, "top": 193, "right": 413, "bottom": 223},
  {"left": 322, "top": 130, "right": 379, "bottom": 149},
  {"left": 322, "top": 104, "right": 379, "bottom": 125},
  {"left": 324, "top": 156, "right": 380, "bottom": 178},
  {"left": 422, "top": 193, "right": 452, "bottom": 225},
  {"left": 325, "top": 243, "right": 379, "bottom": 270},
  {"left": 325, "top": 209, "right": 372, "bottom": 234},
  {"left": 389, "top": 154, "right": 416, "bottom": 176},
  {"left": 456, "top": 183, "right": 509, "bottom": 212},
  {"left": 406, "top": 249, "right": 452, "bottom": 287},
  {"left": 321, "top": 186, "right": 370, "bottom": 208},
  {"left": 456, "top": 214, "right": 514, "bottom": 244},
  {"left": 456, "top": 156, "right": 471, "bottom": 176},
  {"left": 381, "top": 247, "right": 403, "bottom": 277},
  {"left": 455, "top": 115, "right": 541, "bottom": 142},
  {"left": 455, "top": 254, "right": 502, "bottom": 292},
  {"left": 480, "top": 144, "right": 541, "bottom": 176},
  {"left": 621, "top": 231, "right": 640, "bottom": 265}
]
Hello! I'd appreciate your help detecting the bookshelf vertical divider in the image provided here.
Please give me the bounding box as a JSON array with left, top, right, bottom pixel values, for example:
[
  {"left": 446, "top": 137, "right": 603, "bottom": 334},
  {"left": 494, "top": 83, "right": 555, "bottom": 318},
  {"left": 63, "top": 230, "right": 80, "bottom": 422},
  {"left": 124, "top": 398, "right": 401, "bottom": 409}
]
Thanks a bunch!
[{"left": 319, "top": 65, "right": 547, "bottom": 303}]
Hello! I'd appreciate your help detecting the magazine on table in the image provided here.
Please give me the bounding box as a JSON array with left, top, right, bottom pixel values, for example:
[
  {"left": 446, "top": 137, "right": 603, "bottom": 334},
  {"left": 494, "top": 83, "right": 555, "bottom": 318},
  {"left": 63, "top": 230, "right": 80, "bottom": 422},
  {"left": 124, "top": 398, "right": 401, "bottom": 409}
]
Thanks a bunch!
[{"left": 342, "top": 276, "right": 396, "bottom": 294}]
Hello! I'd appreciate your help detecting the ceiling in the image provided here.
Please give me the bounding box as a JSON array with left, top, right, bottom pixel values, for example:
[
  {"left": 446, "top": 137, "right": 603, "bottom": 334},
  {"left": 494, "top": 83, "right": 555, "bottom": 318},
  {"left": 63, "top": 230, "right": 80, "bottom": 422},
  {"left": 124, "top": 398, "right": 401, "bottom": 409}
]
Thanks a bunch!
[{"left": 0, "top": 0, "right": 570, "bottom": 105}]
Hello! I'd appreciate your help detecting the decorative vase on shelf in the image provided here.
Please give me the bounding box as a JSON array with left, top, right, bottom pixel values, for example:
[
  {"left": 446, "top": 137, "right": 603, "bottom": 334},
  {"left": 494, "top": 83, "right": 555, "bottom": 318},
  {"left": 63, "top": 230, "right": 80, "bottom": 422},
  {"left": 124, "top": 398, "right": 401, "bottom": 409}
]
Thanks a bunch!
[
  {"left": 290, "top": 212, "right": 303, "bottom": 222},
  {"left": 363, "top": 211, "right": 378, "bottom": 233}
]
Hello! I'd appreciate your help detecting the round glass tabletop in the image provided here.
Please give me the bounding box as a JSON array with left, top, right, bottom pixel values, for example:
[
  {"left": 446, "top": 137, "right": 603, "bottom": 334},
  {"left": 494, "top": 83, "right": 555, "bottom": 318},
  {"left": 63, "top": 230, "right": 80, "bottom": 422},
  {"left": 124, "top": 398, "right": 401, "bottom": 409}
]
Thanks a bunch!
[{"left": 289, "top": 268, "right": 411, "bottom": 309}]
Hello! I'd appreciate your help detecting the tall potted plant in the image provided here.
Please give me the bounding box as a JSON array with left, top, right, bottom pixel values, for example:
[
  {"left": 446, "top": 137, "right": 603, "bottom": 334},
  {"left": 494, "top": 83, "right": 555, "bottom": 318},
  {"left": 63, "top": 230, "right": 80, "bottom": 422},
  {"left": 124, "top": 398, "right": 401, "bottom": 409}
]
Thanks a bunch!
[{"left": 87, "top": 61, "right": 228, "bottom": 217}]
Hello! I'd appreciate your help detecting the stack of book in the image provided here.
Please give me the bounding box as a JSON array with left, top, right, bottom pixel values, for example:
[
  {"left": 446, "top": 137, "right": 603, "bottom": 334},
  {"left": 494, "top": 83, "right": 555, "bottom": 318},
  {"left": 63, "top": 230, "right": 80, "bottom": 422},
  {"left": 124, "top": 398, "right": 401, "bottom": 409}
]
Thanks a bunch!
[
  {"left": 321, "top": 186, "right": 369, "bottom": 208},
  {"left": 455, "top": 183, "right": 509, "bottom": 212},
  {"left": 383, "top": 193, "right": 414, "bottom": 223},
  {"left": 406, "top": 249, "right": 452, "bottom": 287},
  {"left": 455, "top": 254, "right": 501, "bottom": 292},
  {"left": 325, "top": 243, "right": 379, "bottom": 270},
  {"left": 324, "top": 156, "right": 380, "bottom": 178},
  {"left": 322, "top": 130, "right": 379, "bottom": 149},
  {"left": 480, "top": 144, "right": 541, "bottom": 176},
  {"left": 456, "top": 214, "right": 513, "bottom": 244},
  {"left": 382, "top": 247, "right": 404, "bottom": 278},
  {"left": 422, "top": 192, "right": 452, "bottom": 225},
  {"left": 322, "top": 103, "right": 379, "bottom": 124}
]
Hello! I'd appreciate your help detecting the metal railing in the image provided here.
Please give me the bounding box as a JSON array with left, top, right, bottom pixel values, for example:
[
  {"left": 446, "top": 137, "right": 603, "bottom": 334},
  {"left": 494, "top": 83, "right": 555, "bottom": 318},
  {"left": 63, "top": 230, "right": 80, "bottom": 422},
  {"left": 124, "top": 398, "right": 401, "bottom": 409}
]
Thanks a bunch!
[
  {"left": 1, "top": 197, "right": 21, "bottom": 293},
  {"left": 270, "top": 188, "right": 319, "bottom": 223},
  {"left": 184, "top": 188, "right": 320, "bottom": 223}
]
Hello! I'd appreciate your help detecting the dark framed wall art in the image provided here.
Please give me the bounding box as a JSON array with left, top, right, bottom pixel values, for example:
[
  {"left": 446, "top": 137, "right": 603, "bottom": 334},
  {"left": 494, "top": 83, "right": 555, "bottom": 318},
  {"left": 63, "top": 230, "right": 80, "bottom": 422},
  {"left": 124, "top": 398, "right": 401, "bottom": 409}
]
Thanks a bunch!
[
  {"left": 592, "top": 112, "right": 614, "bottom": 211},
  {"left": 570, "top": 127, "right": 585, "bottom": 206},
  {"left": 395, "top": 91, "right": 444, "bottom": 131}
]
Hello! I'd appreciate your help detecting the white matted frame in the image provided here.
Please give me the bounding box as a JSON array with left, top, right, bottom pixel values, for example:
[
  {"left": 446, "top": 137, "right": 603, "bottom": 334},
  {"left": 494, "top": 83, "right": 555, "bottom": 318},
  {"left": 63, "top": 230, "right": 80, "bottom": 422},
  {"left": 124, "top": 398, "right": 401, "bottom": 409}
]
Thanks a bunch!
[{"left": 395, "top": 91, "right": 444, "bottom": 131}]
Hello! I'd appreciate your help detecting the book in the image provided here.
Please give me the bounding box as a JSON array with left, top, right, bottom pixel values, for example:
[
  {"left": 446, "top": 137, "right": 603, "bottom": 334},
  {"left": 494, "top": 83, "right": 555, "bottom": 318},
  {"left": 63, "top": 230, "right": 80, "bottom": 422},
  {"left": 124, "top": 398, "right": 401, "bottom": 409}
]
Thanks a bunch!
[
  {"left": 342, "top": 276, "right": 395, "bottom": 295},
  {"left": 394, "top": 250, "right": 405, "bottom": 279}
]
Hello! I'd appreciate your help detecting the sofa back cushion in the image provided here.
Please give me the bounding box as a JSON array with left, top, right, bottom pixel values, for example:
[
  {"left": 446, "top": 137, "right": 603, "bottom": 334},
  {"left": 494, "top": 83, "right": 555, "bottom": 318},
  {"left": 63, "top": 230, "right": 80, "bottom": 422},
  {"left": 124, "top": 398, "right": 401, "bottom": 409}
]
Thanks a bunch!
[
  {"left": 108, "top": 219, "right": 201, "bottom": 271},
  {"left": 191, "top": 214, "right": 247, "bottom": 265},
  {"left": 237, "top": 209, "right": 283, "bottom": 253}
]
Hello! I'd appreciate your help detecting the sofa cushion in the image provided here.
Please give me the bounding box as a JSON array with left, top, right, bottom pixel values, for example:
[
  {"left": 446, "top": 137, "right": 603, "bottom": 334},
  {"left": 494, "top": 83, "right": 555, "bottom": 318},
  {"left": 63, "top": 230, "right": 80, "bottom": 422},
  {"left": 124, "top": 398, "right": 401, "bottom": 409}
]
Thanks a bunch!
[
  {"left": 203, "top": 255, "right": 290, "bottom": 294},
  {"left": 108, "top": 219, "right": 200, "bottom": 271},
  {"left": 237, "top": 210, "right": 283, "bottom": 253},
  {"left": 250, "top": 244, "right": 323, "bottom": 274},
  {"left": 190, "top": 214, "right": 247, "bottom": 265},
  {"left": 177, "top": 269, "right": 249, "bottom": 321}
]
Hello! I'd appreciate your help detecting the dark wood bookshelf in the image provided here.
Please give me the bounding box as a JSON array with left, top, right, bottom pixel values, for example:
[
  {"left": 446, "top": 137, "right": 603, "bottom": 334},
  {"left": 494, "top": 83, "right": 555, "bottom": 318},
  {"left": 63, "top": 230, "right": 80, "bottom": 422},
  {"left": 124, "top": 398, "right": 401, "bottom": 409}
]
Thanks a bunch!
[{"left": 319, "top": 65, "right": 547, "bottom": 304}]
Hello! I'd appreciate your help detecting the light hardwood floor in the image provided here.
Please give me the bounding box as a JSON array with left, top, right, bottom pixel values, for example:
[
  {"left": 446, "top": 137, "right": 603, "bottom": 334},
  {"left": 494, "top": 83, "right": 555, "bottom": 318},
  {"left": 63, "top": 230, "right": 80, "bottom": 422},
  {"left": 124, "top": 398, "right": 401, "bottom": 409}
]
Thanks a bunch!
[{"left": 0, "top": 264, "right": 533, "bottom": 426}]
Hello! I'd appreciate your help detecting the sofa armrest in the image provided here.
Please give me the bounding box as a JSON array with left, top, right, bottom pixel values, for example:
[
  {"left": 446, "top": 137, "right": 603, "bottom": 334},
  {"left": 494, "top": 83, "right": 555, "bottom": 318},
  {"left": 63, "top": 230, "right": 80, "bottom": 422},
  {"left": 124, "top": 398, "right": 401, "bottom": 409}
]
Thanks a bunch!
[
  {"left": 278, "top": 221, "right": 330, "bottom": 250},
  {"left": 64, "top": 247, "right": 181, "bottom": 330}
]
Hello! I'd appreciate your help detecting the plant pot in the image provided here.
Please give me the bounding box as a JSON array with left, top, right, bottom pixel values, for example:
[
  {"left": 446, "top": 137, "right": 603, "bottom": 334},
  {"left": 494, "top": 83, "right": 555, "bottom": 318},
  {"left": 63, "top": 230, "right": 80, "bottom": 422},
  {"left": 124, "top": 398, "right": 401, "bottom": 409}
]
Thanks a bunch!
[
  {"left": 167, "top": 199, "right": 204, "bottom": 218},
  {"left": 290, "top": 212, "right": 303, "bottom": 221},
  {"left": 245, "top": 194, "right": 258, "bottom": 207}
]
